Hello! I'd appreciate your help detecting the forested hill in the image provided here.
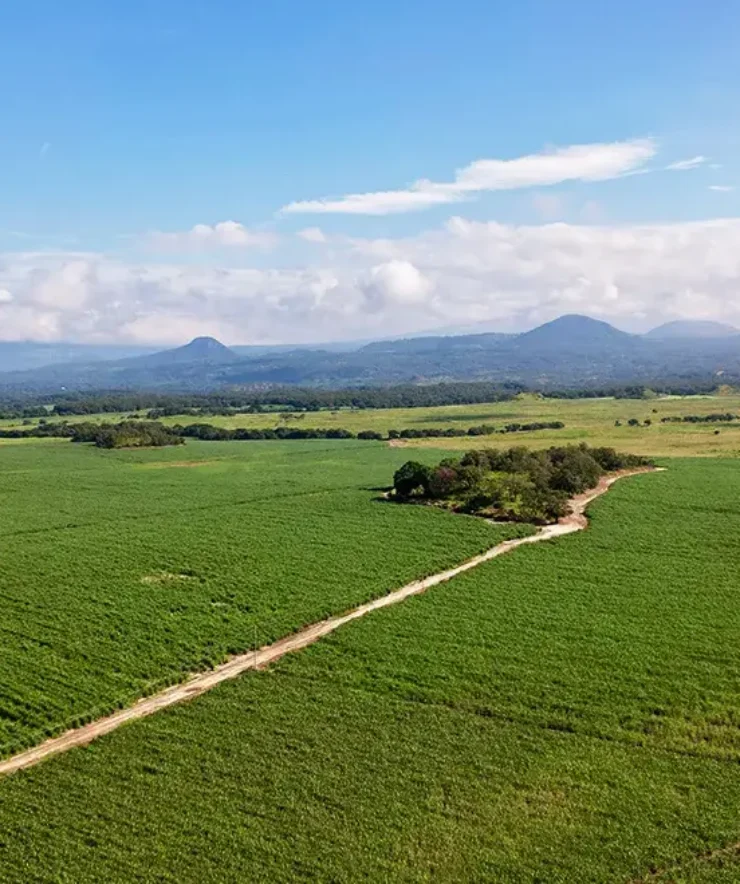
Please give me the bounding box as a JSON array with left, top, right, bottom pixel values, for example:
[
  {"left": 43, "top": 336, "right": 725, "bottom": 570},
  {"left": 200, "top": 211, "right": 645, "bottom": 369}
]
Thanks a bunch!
[{"left": 1, "top": 315, "right": 740, "bottom": 393}]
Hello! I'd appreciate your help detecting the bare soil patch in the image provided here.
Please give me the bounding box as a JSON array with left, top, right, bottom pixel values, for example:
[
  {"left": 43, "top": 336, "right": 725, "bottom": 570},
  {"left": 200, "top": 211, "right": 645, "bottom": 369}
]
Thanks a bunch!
[
  {"left": 139, "top": 460, "right": 220, "bottom": 469},
  {"left": 140, "top": 571, "right": 199, "bottom": 586}
]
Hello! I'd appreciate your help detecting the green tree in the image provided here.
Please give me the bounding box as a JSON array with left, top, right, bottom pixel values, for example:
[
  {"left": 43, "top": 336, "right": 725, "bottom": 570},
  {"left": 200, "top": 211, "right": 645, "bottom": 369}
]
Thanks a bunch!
[{"left": 393, "top": 461, "right": 431, "bottom": 497}]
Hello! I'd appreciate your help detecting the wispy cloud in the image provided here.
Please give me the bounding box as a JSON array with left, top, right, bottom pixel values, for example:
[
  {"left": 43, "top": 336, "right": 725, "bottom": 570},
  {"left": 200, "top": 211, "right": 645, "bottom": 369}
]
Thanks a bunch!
[
  {"left": 146, "top": 221, "right": 278, "bottom": 251},
  {"left": 281, "top": 139, "right": 657, "bottom": 216},
  {"left": 665, "top": 155, "right": 706, "bottom": 171},
  {"left": 39, "top": 142, "right": 51, "bottom": 159},
  {"left": 709, "top": 185, "right": 734, "bottom": 192}
]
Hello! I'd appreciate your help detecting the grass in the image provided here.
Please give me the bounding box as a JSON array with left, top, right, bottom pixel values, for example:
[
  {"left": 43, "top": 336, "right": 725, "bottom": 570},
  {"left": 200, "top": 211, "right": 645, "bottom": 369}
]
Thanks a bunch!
[
  {"left": 0, "top": 461, "right": 740, "bottom": 880},
  {"left": 8, "top": 392, "right": 740, "bottom": 455},
  {"left": 0, "top": 439, "right": 528, "bottom": 757}
]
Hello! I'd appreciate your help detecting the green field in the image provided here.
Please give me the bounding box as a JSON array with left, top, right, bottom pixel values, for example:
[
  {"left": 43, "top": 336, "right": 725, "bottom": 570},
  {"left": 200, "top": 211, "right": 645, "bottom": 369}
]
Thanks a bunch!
[
  {"left": 0, "top": 440, "right": 528, "bottom": 756},
  {"left": 161, "top": 392, "right": 740, "bottom": 456},
  {"left": 1, "top": 460, "right": 740, "bottom": 881},
  {"left": 7, "top": 392, "right": 740, "bottom": 456}
]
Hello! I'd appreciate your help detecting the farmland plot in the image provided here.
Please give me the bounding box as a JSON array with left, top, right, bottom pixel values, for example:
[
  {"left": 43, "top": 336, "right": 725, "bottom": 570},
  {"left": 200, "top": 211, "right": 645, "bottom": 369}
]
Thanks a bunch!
[
  {"left": 0, "top": 440, "right": 526, "bottom": 755},
  {"left": 1, "top": 461, "right": 740, "bottom": 881}
]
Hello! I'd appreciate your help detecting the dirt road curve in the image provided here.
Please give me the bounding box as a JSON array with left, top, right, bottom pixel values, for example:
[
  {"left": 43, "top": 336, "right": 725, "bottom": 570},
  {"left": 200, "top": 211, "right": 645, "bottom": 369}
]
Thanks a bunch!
[{"left": 0, "top": 468, "right": 657, "bottom": 778}]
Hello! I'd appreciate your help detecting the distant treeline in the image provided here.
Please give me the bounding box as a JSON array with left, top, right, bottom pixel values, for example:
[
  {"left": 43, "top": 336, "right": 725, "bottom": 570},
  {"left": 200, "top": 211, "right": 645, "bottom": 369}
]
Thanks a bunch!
[
  {"left": 0, "top": 420, "right": 184, "bottom": 448},
  {"left": 392, "top": 444, "right": 652, "bottom": 524},
  {"left": 0, "top": 378, "right": 727, "bottom": 420},
  {"left": 0, "top": 419, "right": 566, "bottom": 445},
  {"left": 660, "top": 413, "right": 738, "bottom": 423},
  {"left": 542, "top": 382, "right": 720, "bottom": 400},
  {"left": 0, "top": 382, "right": 523, "bottom": 419}
]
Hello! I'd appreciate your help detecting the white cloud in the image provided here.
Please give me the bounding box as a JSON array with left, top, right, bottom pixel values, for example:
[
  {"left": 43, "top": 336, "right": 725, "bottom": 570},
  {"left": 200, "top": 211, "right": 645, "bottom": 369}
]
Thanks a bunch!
[
  {"left": 709, "top": 185, "right": 734, "bottom": 192},
  {"left": 665, "top": 155, "right": 706, "bottom": 171},
  {"left": 147, "top": 221, "right": 277, "bottom": 251},
  {"left": 0, "top": 288, "right": 12, "bottom": 303},
  {"left": 281, "top": 139, "right": 656, "bottom": 215},
  {"left": 297, "top": 227, "right": 327, "bottom": 243},
  {"left": 359, "top": 260, "right": 432, "bottom": 311},
  {"left": 3, "top": 214, "right": 740, "bottom": 344}
]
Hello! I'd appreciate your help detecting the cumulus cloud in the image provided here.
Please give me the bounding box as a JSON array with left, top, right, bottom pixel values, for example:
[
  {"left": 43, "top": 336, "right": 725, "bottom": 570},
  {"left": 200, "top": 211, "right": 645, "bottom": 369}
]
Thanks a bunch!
[
  {"left": 282, "top": 139, "right": 657, "bottom": 215},
  {"left": 665, "top": 155, "right": 706, "bottom": 171},
  {"left": 3, "top": 215, "right": 740, "bottom": 344},
  {"left": 359, "top": 260, "right": 432, "bottom": 311},
  {"left": 147, "top": 221, "right": 278, "bottom": 251}
]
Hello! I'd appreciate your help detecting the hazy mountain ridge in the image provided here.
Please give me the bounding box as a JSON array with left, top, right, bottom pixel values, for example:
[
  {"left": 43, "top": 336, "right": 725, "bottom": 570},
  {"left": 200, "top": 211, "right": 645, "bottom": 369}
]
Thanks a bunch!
[
  {"left": 2, "top": 315, "right": 740, "bottom": 392},
  {"left": 0, "top": 342, "right": 157, "bottom": 374},
  {"left": 644, "top": 320, "right": 740, "bottom": 340}
]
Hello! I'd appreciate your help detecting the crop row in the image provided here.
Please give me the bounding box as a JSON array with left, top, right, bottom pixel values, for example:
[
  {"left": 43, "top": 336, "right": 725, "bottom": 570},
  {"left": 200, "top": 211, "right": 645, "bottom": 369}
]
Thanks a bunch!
[
  {"left": 0, "top": 440, "right": 527, "bottom": 756},
  {"left": 1, "top": 459, "right": 740, "bottom": 881}
]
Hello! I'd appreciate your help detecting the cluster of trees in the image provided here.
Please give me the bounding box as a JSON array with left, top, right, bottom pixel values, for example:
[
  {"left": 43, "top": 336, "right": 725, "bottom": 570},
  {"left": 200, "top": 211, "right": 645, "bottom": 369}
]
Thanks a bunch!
[
  {"left": 392, "top": 444, "right": 651, "bottom": 524},
  {"left": 0, "top": 420, "right": 77, "bottom": 439},
  {"left": 660, "top": 412, "right": 737, "bottom": 423},
  {"left": 615, "top": 418, "right": 653, "bottom": 427},
  {"left": 71, "top": 421, "right": 184, "bottom": 449}
]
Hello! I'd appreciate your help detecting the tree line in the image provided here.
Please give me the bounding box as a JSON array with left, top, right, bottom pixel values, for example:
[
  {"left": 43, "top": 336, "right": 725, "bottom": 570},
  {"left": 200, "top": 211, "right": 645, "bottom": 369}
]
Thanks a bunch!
[
  {"left": 392, "top": 445, "right": 652, "bottom": 524},
  {"left": 0, "top": 382, "right": 523, "bottom": 419},
  {"left": 0, "top": 378, "right": 728, "bottom": 421},
  {"left": 0, "top": 418, "right": 567, "bottom": 445},
  {"left": 659, "top": 413, "right": 738, "bottom": 423}
]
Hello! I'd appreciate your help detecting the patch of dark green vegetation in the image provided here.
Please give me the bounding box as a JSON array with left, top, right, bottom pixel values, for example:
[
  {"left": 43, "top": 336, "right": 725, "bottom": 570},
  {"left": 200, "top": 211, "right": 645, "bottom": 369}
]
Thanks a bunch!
[
  {"left": 393, "top": 444, "right": 652, "bottom": 523},
  {"left": 660, "top": 412, "right": 739, "bottom": 423},
  {"left": 92, "top": 421, "right": 185, "bottom": 448},
  {"left": 0, "top": 419, "right": 566, "bottom": 443}
]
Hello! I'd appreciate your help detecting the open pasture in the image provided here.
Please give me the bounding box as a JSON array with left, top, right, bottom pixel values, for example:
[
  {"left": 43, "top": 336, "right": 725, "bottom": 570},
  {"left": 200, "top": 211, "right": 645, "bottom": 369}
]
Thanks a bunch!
[
  {"left": 8, "top": 392, "right": 740, "bottom": 455},
  {"left": 156, "top": 391, "right": 740, "bottom": 455},
  {"left": 0, "top": 460, "right": 740, "bottom": 881},
  {"left": 0, "top": 440, "right": 527, "bottom": 756}
]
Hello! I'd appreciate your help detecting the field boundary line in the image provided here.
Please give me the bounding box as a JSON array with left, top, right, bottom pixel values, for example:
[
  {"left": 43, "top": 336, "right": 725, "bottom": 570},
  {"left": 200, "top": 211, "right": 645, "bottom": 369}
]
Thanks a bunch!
[{"left": 0, "top": 467, "right": 659, "bottom": 778}]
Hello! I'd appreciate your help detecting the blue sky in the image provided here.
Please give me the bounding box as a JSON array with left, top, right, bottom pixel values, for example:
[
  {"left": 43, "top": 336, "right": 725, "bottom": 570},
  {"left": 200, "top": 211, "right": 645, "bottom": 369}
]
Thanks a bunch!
[{"left": 1, "top": 1, "right": 739, "bottom": 343}]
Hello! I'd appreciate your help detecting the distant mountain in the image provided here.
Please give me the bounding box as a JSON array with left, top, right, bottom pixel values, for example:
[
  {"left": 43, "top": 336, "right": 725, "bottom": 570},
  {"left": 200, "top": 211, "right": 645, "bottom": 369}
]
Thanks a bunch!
[
  {"left": 516, "top": 314, "right": 637, "bottom": 350},
  {"left": 645, "top": 320, "right": 740, "bottom": 340},
  {"left": 359, "top": 331, "right": 512, "bottom": 356},
  {"left": 2, "top": 316, "right": 740, "bottom": 392},
  {"left": 0, "top": 342, "right": 156, "bottom": 373},
  {"left": 132, "top": 336, "right": 239, "bottom": 367}
]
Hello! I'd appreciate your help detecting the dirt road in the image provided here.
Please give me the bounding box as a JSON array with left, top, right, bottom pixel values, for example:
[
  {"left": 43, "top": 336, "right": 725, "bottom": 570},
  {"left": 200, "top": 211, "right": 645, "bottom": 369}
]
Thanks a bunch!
[{"left": 0, "top": 468, "right": 656, "bottom": 778}]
